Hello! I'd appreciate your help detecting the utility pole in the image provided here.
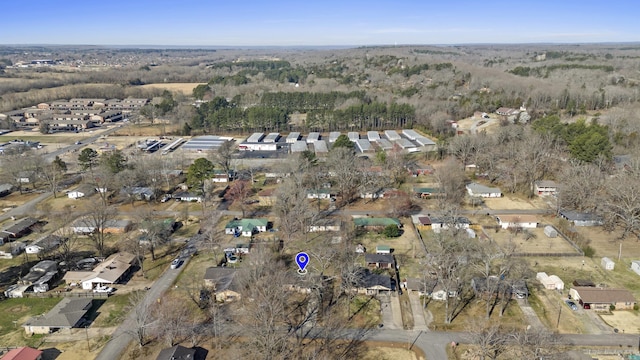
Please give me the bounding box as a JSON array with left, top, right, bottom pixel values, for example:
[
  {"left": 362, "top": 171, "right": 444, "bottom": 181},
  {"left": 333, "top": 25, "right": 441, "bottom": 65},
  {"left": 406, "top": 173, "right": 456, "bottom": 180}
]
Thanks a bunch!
[
  {"left": 85, "top": 325, "right": 90, "bottom": 352},
  {"left": 556, "top": 301, "right": 562, "bottom": 329}
]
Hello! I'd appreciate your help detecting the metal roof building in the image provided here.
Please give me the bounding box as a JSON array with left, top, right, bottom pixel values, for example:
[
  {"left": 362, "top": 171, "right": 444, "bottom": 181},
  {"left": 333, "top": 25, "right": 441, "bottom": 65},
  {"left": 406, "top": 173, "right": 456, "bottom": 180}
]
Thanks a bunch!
[
  {"left": 348, "top": 132, "right": 360, "bottom": 142},
  {"left": 263, "top": 133, "right": 281, "bottom": 143},
  {"left": 181, "top": 136, "right": 231, "bottom": 152},
  {"left": 395, "top": 138, "right": 416, "bottom": 149},
  {"left": 356, "top": 139, "right": 372, "bottom": 152},
  {"left": 402, "top": 129, "right": 421, "bottom": 140},
  {"left": 246, "top": 133, "right": 265, "bottom": 143},
  {"left": 384, "top": 130, "right": 401, "bottom": 141},
  {"left": 378, "top": 139, "right": 393, "bottom": 150},
  {"left": 314, "top": 140, "right": 328, "bottom": 153},
  {"left": 367, "top": 131, "right": 380, "bottom": 142},
  {"left": 306, "top": 132, "right": 320, "bottom": 143},
  {"left": 415, "top": 136, "right": 436, "bottom": 147},
  {"left": 290, "top": 141, "right": 308, "bottom": 153},
  {"left": 286, "top": 132, "right": 301, "bottom": 143},
  {"left": 329, "top": 132, "right": 341, "bottom": 143}
]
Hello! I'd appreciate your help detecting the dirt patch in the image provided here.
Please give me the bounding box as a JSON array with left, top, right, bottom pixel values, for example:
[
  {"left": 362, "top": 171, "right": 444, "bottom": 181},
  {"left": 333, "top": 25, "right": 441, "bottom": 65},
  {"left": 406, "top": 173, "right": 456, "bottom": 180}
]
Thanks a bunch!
[
  {"left": 484, "top": 196, "right": 548, "bottom": 210},
  {"left": 140, "top": 83, "right": 205, "bottom": 94}
]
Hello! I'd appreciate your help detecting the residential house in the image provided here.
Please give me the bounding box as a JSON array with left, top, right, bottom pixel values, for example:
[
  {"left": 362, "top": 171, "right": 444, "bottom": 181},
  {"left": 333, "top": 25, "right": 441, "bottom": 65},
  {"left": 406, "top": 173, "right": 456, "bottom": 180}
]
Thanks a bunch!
[
  {"left": 471, "top": 277, "right": 513, "bottom": 300},
  {"left": 172, "top": 191, "right": 203, "bottom": 202},
  {"left": 569, "top": 287, "right": 636, "bottom": 310},
  {"left": 351, "top": 268, "right": 393, "bottom": 295},
  {"left": 631, "top": 260, "right": 640, "bottom": 276},
  {"left": 1, "top": 217, "right": 39, "bottom": 244},
  {"left": 495, "top": 214, "right": 538, "bottom": 229},
  {"left": 70, "top": 217, "right": 98, "bottom": 234},
  {"left": 425, "top": 216, "right": 471, "bottom": 233},
  {"left": 63, "top": 252, "right": 137, "bottom": 290},
  {"left": 67, "top": 184, "right": 96, "bottom": 199},
  {"left": 25, "top": 234, "right": 63, "bottom": 254},
  {"left": 24, "top": 297, "right": 93, "bottom": 334},
  {"left": 364, "top": 253, "right": 395, "bottom": 269},
  {"left": 103, "top": 219, "right": 133, "bottom": 234},
  {"left": 353, "top": 217, "right": 401, "bottom": 231},
  {"left": 224, "top": 218, "right": 268, "bottom": 237},
  {"left": 19, "top": 260, "right": 57, "bottom": 286},
  {"left": 533, "top": 180, "right": 558, "bottom": 196},
  {"left": 306, "top": 189, "right": 334, "bottom": 200},
  {"left": 536, "top": 272, "right": 564, "bottom": 290},
  {"left": 257, "top": 188, "right": 277, "bottom": 206},
  {"left": 496, "top": 107, "right": 519, "bottom": 116},
  {"left": 156, "top": 345, "right": 196, "bottom": 360},
  {"left": 283, "top": 272, "right": 324, "bottom": 294},
  {"left": 413, "top": 187, "right": 442, "bottom": 199},
  {"left": 466, "top": 182, "right": 502, "bottom": 198},
  {"left": 559, "top": 210, "right": 603, "bottom": 227},
  {"left": 203, "top": 267, "right": 241, "bottom": 302},
  {"left": 404, "top": 277, "right": 436, "bottom": 296},
  {"left": 1, "top": 347, "right": 43, "bottom": 360},
  {"left": 122, "top": 187, "right": 155, "bottom": 201},
  {"left": 307, "top": 218, "right": 341, "bottom": 233}
]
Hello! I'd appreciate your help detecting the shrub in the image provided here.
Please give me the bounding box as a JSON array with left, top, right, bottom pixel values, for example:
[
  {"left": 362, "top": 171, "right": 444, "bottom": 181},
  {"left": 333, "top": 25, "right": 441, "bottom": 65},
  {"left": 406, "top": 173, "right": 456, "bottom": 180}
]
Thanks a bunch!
[{"left": 383, "top": 225, "right": 401, "bottom": 238}]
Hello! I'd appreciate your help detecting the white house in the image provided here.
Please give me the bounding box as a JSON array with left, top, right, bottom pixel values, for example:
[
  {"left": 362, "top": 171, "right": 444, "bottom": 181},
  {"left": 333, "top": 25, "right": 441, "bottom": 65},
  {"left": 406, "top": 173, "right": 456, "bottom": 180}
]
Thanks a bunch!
[
  {"left": 534, "top": 180, "right": 558, "bottom": 196},
  {"left": 67, "top": 185, "right": 95, "bottom": 199},
  {"left": 601, "top": 257, "right": 615, "bottom": 271},
  {"left": 466, "top": 182, "right": 502, "bottom": 198},
  {"left": 496, "top": 214, "right": 538, "bottom": 229},
  {"left": 631, "top": 260, "right": 640, "bottom": 276}
]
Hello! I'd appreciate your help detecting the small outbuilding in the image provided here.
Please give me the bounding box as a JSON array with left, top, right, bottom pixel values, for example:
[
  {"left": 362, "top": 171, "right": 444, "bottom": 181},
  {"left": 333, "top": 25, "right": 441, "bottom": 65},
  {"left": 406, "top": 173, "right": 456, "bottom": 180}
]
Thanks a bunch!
[
  {"left": 631, "top": 260, "right": 640, "bottom": 276},
  {"left": 543, "top": 225, "right": 558, "bottom": 238},
  {"left": 601, "top": 257, "right": 615, "bottom": 271}
]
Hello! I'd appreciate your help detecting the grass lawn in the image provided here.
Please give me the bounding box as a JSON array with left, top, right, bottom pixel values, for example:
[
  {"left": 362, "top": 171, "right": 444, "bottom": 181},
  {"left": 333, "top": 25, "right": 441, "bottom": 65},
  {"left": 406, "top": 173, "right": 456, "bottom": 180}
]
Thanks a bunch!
[
  {"left": 0, "top": 297, "right": 60, "bottom": 346},
  {"left": 349, "top": 295, "right": 382, "bottom": 328},
  {"left": 91, "top": 293, "right": 135, "bottom": 327},
  {"left": 427, "top": 297, "right": 526, "bottom": 332}
]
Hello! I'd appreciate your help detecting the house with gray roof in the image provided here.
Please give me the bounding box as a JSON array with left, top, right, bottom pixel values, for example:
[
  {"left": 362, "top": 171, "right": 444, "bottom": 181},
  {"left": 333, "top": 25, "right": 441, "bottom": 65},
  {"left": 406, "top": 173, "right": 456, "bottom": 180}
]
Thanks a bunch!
[
  {"left": 559, "top": 210, "right": 603, "bottom": 227},
  {"left": 156, "top": 345, "right": 196, "bottom": 360},
  {"left": 466, "top": 182, "right": 502, "bottom": 198},
  {"left": 24, "top": 297, "right": 93, "bottom": 334},
  {"left": 204, "top": 267, "right": 241, "bottom": 302}
]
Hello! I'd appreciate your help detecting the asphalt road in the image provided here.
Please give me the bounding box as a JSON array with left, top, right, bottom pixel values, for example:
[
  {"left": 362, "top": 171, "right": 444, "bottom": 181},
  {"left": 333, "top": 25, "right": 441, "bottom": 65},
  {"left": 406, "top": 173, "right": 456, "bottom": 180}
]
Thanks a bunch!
[{"left": 94, "top": 236, "right": 198, "bottom": 360}]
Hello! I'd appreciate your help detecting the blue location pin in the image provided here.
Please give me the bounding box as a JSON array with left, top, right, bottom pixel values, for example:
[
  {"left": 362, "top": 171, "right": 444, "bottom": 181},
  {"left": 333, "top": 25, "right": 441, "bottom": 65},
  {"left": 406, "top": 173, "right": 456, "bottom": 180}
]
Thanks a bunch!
[{"left": 295, "top": 252, "right": 309, "bottom": 275}]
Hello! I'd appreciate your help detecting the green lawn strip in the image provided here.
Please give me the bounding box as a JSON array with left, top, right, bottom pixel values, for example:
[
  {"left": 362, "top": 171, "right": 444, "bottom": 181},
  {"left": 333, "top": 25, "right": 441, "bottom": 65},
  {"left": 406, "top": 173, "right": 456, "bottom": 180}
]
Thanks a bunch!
[{"left": 0, "top": 297, "right": 61, "bottom": 336}]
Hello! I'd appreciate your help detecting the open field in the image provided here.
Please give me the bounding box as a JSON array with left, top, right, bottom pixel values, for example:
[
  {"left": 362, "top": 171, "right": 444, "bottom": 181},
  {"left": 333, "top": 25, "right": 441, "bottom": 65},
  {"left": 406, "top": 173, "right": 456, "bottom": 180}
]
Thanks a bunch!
[
  {"left": 485, "top": 226, "right": 580, "bottom": 255},
  {"left": 426, "top": 295, "right": 526, "bottom": 332},
  {"left": 574, "top": 226, "right": 640, "bottom": 258},
  {"left": 140, "top": 82, "right": 205, "bottom": 94},
  {"left": 483, "top": 196, "right": 549, "bottom": 210}
]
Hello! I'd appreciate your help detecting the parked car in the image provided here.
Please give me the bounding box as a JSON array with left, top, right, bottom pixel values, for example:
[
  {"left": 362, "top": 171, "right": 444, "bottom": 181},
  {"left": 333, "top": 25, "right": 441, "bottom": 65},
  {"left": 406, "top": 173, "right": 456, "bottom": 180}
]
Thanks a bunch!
[
  {"left": 170, "top": 258, "right": 183, "bottom": 269},
  {"left": 565, "top": 300, "right": 578, "bottom": 311},
  {"left": 160, "top": 194, "right": 172, "bottom": 203}
]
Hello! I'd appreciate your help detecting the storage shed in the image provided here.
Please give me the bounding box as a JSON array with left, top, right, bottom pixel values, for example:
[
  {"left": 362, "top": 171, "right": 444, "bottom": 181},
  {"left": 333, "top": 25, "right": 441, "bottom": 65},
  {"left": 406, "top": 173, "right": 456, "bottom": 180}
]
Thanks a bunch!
[
  {"left": 544, "top": 225, "right": 558, "bottom": 238},
  {"left": 632, "top": 260, "right": 640, "bottom": 276},
  {"left": 601, "top": 257, "right": 615, "bottom": 271}
]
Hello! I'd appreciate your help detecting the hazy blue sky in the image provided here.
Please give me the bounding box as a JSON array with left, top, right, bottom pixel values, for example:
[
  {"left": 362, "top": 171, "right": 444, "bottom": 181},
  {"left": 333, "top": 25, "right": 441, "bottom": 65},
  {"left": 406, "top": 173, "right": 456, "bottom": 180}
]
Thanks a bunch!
[{"left": 1, "top": 0, "right": 637, "bottom": 46}]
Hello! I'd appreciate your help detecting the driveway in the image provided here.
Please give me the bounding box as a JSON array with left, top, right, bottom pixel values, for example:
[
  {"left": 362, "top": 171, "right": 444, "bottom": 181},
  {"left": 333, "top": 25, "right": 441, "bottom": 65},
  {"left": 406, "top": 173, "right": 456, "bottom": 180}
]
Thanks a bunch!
[
  {"left": 408, "top": 293, "right": 429, "bottom": 330},
  {"left": 379, "top": 293, "right": 403, "bottom": 329}
]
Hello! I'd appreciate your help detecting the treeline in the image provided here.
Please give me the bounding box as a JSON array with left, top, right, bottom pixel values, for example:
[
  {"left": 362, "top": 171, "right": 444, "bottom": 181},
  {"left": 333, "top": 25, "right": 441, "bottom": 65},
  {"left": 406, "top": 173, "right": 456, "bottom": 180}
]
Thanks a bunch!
[
  {"left": 509, "top": 63, "right": 614, "bottom": 77},
  {"left": 387, "top": 62, "right": 453, "bottom": 77},
  {"left": 190, "top": 93, "right": 414, "bottom": 133},
  {"left": 532, "top": 115, "right": 612, "bottom": 162},
  {"left": 306, "top": 102, "right": 415, "bottom": 131},
  {"left": 260, "top": 91, "right": 367, "bottom": 111},
  {"left": 207, "top": 60, "right": 307, "bottom": 83}
]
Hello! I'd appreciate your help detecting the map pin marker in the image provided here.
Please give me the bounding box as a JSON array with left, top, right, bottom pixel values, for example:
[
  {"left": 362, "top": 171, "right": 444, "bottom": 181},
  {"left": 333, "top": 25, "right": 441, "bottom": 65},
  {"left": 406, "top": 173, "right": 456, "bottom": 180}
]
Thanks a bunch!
[{"left": 295, "top": 252, "right": 309, "bottom": 275}]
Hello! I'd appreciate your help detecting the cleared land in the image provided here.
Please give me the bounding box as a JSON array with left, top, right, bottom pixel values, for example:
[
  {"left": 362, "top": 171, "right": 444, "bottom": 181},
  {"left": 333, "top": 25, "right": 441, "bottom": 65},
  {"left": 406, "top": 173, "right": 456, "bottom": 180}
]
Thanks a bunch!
[
  {"left": 598, "top": 311, "right": 640, "bottom": 334},
  {"left": 483, "top": 196, "right": 549, "bottom": 210},
  {"left": 140, "top": 82, "right": 206, "bottom": 94},
  {"left": 485, "top": 226, "right": 580, "bottom": 255}
]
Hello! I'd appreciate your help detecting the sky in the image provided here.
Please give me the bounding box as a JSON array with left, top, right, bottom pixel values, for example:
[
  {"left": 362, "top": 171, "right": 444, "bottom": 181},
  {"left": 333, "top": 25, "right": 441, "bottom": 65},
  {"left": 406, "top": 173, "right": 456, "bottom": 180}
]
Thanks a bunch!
[{"left": 1, "top": 0, "right": 637, "bottom": 46}]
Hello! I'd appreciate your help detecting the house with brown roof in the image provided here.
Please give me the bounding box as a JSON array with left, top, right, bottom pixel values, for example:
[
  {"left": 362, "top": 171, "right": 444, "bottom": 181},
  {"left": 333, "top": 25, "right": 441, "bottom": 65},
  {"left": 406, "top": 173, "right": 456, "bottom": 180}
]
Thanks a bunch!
[
  {"left": 63, "top": 252, "right": 137, "bottom": 290},
  {"left": 569, "top": 286, "right": 636, "bottom": 310},
  {"left": 258, "top": 188, "right": 277, "bottom": 206}
]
